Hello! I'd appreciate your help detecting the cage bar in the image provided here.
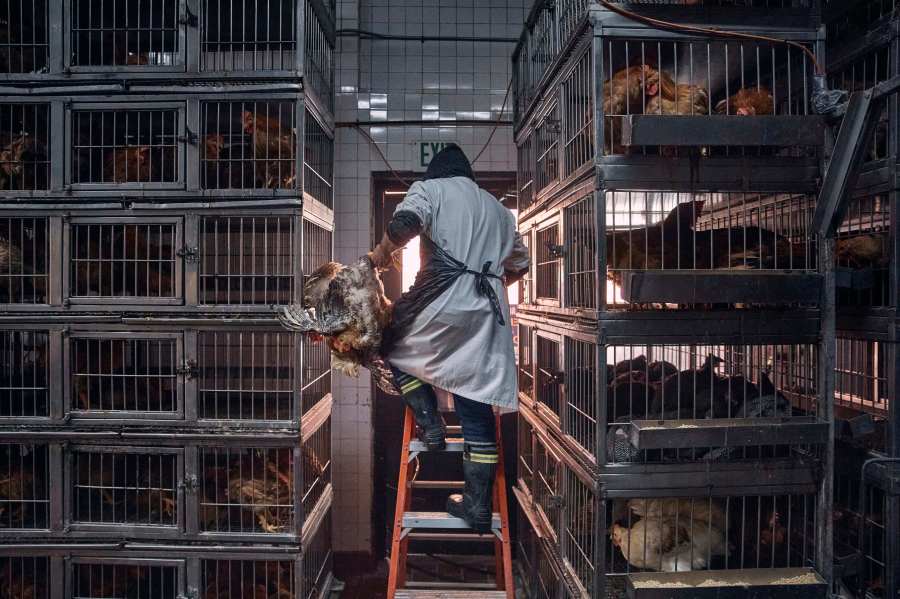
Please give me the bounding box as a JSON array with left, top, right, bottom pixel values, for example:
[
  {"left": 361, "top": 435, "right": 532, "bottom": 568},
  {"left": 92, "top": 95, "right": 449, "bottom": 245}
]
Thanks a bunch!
[
  {"left": 304, "top": 111, "right": 334, "bottom": 209},
  {"left": 835, "top": 193, "right": 892, "bottom": 309},
  {"left": 517, "top": 134, "right": 535, "bottom": 213},
  {"left": 70, "top": 334, "right": 178, "bottom": 415},
  {"left": 0, "top": 217, "right": 49, "bottom": 304},
  {"left": 535, "top": 222, "right": 561, "bottom": 302},
  {"left": 198, "top": 446, "right": 294, "bottom": 535},
  {"left": 71, "top": 560, "right": 179, "bottom": 599},
  {"left": 564, "top": 191, "right": 596, "bottom": 310},
  {"left": 69, "top": 221, "right": 178, "bottom": 300},
  {"left": 301, "top": 416, "right": 331, "bottom": 518},
  {"left": 536, "top": 333, "right": 562, "bottom": 420},
  {"left": 0, "top": 443, "right": 49, "bottom": 530},
  {"left": 200, "top": 0, "right": 297, "bottom": 72},
  {"left": 0, "top": 555, "right": 50, "bottom": 598},
  {"left": 70, "top": 448, "right": 179, "bottom": 527},
  {"left": 0, "top": 330, "right": 49, "bottom": 418},
  {"left": 201, "top": 100, "right": 297, "bottom": 191},
  {"left": 199, "top": 215, "right": 296, "bottom": 305},
  {"left": 201, "top": 558, "right": 296, "bottom": 599},
  {"left": 534, "top": 102, "right": 561, "bottom": 196},
  {"left": 302, "top": 508, "right": 333, "bottom": 599},
  {"left": 304, "top": 0, "right": 335, "bottom": 112},
  {"left": 0, "top": 103, "right": 50, "bottom": 191},
  {"left": 197, "top": 331, "right": 295, "bottom": 422},
  {"left": 0, "top": 0, "right": 48, "bottom": 74},
  {"left": 70, "top": 107, "right": 180, "bottom": 185},
  {"left": 562, "top": 47, "right": 594, "bottom": 180},
  {"left": 518, "top": 322, "right": 535, "bottom": 405},
  {"left": 835, "top": 337, "right": 893, "bottom": 423}
]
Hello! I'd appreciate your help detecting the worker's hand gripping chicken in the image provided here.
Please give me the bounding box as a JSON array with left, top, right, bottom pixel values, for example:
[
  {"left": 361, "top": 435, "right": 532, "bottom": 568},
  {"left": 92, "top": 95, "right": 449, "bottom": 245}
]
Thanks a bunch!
[{"left": 369, "top": 144, "right": 530, "bottom": 533}]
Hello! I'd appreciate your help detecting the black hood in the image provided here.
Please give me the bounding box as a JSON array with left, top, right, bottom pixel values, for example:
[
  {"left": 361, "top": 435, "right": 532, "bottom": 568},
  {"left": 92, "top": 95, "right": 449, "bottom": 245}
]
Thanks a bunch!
[{"left": 423, "top": 144, "right": 475, "bottom": 181}]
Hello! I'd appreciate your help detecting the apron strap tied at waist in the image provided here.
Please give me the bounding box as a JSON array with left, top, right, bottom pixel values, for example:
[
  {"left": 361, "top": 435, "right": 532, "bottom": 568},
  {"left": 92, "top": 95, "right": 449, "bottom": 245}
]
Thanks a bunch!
[{"left": 464, "top": 261, "right": 505, "bottom": 326}]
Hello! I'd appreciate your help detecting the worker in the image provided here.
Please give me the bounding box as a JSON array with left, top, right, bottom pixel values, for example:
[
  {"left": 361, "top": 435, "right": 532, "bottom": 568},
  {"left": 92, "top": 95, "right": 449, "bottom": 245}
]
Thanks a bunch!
[{"left": 368, "top": 144, "right": 530, "bottom": 533}]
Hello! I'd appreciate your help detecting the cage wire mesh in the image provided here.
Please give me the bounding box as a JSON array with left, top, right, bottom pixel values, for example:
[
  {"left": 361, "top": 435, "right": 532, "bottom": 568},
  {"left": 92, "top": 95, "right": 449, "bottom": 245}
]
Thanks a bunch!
[
  {"left": 201, "top": 100, "right": 297, "bottom": 190},
  {"left": 201, "top": 0, "right": 296, "bottom": 72},
  {"left": 302, "top": 417, "right": 331, "bottom": 516},
  {"left": 71, "top": 108, "right": 179, "bottom": 185},
  {"left": 562, "top": 49, "right": 594, "bottom": 180},
  {"left": 562, "top": 470, "right": 596, "bottom": 596},
  {"left": 826, "top": 0, "right": 897, "bottom": 48},
  {"left": 71, "top": 562, "right": 178, "bottom": 599},
  {"left": 70, "top": 0, "right": 180, "bottom": 67},
  {"left": 535, "top": 537, "right": 564, "bottom": 599},
  {"left": 0, "top": 443, "right": 49, "bottom": 530},
  {"left": 523, "top": 331, "right": 824, "bottom": 465},
  {"left": 518, "top": 323, "right": 535, "bottom": 404},
  {"left": 301, "top": 219, "right": 333, "bottom": 412},
  {"left": 1, "top": 330, "right": 49, "bottom": 418},
  {"left": 517, "top": 136, "right": 534, "bottom": 213},
  {"left": 0, "top": 103, "right": 50, "bottom": 191},
  {"left": 0, "top": 217, "right": 49, "bottom": 304},
  {"left": 197, "top": 331, "right": 295, "bottom": 422},
  {"left": 835, "top": 193, "right": 892, "bottom": 309},
  {"left": 0, "top": 0, "right": 48, "bottom": 74},
  {"left": 199, "top": 215, "right": 296, "bottom": 305},
  {"left": 70, "top": 335, "right": 178, "bottom": 414},
  {"left": 534, "top": 103, "right": 560, "bottom": 196},
  {"left": 535, "top": 224, "right": 561, "bottom": 302},
  {"left": 564, "top": 192, "right": 596, "bottom": 310},
  {"left": 0, "top": 556, "right": 50, "bottom": 599},
  {"left": 304, "top": 0, "right": 334, "bottom": 112},
  {"left": 199, "top": 446, "right": 294, "bottom": 535},
  {"left": 518, "top": 410, "right": 535, "bottom": 493},
  {"left": 303, "top": 509, "right": 333, "bottom": 599},
  {"left": 833, "top": 451, "right": 888, "bottom": 597},
  {"left": 71, "top": 449, "right": 178, "bottom": 526},
  {"left": 828, "top": 44, "right": 892, "bottom": 164},
  {"left": 835, "top": 337, "right": 892, "bottom": 422},
  {"left": 69, "top": 222, "right": 178, "bottom": 299},
  {"left": 304, "top": 113, "right": 334, "bottom": 209},
  {"left": 201, "top": 558, "right": 295, "bottom": 599},
  {"left": 515, "top": 504, "right": 537, "bottom": 589}
]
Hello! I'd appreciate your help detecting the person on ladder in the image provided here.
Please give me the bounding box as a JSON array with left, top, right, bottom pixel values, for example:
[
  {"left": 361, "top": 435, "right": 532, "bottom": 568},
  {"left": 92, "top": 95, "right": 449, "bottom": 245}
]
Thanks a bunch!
[{"left": 368, "top": 144, "right": 530, "bottom": 533}]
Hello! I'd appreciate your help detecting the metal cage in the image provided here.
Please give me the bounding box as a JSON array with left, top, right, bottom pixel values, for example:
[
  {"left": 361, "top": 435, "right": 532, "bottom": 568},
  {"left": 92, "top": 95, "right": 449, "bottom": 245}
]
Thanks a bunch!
[
  {"left": 835, "top": 192, "right": 893, "bottom": 310},
  {"left": 0, "top": 216, "right": 50, "bottom": 305},
  {"left": 70, "top": 558, "right": 180, "bottom": 599},
  {"left": 0, "top": 555, "right": 51, "bottom": 599},
  {"left": 0, "top": 442, "right": 50, "bottom": 530},
  {"left": 303, "top": 110, "right": 334, "bottom": 210},
  {"left": 0, "top": 0, "right": 49, "bottom": 75},
  {"left": 198, "top": 445, "right": 294, "bottom": 536},
  {"left": 201, "top": 557, "right": 296, "bottom": 599},
  {"left": 300, "top": 414, "right": 330, "bottom": 519},
  {"left": 200, "top": 0, "right": 297, "bottom": 73},
  {"left": 0, "top": 103, "right": 50, "bottom": 191},
  {"left": 302, "top": 506, "right": 333, "bottom": 599},
  {"left": 1, "top": 329, "right": 50, "bottom": 418},
  {"left": 303, "top": 0, "right": 335, "bottom": 113}
]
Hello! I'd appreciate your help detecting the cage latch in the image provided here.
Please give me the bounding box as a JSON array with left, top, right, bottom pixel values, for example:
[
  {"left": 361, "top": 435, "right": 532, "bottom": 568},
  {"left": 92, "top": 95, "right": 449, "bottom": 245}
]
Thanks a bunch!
[
  {"left": 178, "top": 7, "right": 198, "bottom": 27},
  {"left": 550, "top": 371, "right": 565, "bottom": 385},
  {"left": 177, "top": 128, "right": 198, "bottom": 145},
  {"left": 549, "top": 494, "right": 565, "bottom": 509},
  {"left": 177, "top": 245, "right": 199, "bottom": 263},
  {"left": 179, "top": 475, "right": 199, "bottom": 493},
  {"left": 546, "top": 241, "right": 566, "bottom": 258},
  {"left": 177, "top": 359, "right": 198, "bottom": 380}
]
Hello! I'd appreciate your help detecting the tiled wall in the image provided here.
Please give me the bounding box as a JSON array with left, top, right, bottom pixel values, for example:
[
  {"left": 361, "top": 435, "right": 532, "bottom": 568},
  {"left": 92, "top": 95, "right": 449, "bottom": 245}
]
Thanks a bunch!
[{"left": 332, "top": 0, "right": 529, "bottom": 553}]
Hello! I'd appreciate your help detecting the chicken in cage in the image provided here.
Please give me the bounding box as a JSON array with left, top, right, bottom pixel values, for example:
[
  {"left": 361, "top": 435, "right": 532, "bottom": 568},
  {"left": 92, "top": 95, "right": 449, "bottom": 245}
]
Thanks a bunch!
[
  {"left": 72, "top": 562, "right": 177, "bottom": 599},
  {"left": 202, "top": 102, "right": 296, "bottom": 190},
  {"left": 0, "top": 443, "right": 49, "bottom": 530},
  {"left": 70, "top": 0, "right": 179, "bottom": 67},
  {"left": 70, "top": 223, "right": 177, "bottom": 299},
  {"left": 609, "top": 494, "right": 816, "bottom": 574},
  {"left": 200, "top": 447, "right": 294, "bottom": 534},
  {"left": 71, "top": 109, "right": 178, "bottom": 185},
  {"left": 0, "top": 104, "right": 50, "bottom": 191},
  {"left": 0, "top": 556, "right": 50, "bottom": 599},
  {"left": 72, "top": 450, "right": 178, "bottom": 526},
  {"left": 202, "top": 559, "right": 295, "bottom": 599}
]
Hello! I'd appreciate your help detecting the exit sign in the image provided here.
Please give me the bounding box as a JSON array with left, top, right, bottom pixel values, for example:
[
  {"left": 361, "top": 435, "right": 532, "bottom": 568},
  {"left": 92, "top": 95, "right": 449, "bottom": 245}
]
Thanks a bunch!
[{"left": 418, "top": 141, "right": 452, "bottom": 168}]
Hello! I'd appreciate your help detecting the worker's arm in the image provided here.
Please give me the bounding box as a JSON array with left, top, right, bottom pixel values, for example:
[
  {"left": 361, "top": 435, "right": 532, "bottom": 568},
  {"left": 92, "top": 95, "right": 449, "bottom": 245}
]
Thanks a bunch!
[
  {"left": 502, "top": 230, "right": 530, "bottom": 286},
  {"left": 370, "top": 181, "right": 432, "bottom": 269}
]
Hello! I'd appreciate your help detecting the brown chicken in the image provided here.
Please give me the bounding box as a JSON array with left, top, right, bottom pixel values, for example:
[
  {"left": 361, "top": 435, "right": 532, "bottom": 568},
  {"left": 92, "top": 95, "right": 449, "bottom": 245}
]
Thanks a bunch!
[
  {"left": 241, "top": 111, "right": 296, "bottom": 189},
  {"left": 692, "top": 223, "right": 794, "bottom": 270},
  {"left": 715, "top": 87, "right": 775, "bottom": 116},
  {"left": 0, "top": 235, "right": 23, "bottom": 302},
  {"left": 0, "top": 133, "right": 40, "bottom": 190},
  {"left": 226, "top": 453, "right": 293, "bottom": 533},
  {"left": 760, "top": 510, "right": 787, "bottom": 548},
  {"left": 606, "top": 200, "right": 706, "bottom": 288},
  {"left": 647, "top": 84, "right": 709, "bottom": 116},
  {"left": 611, "top": 518, "right": 679, "bottom": 570},
  {"left": 836, "top": 234, "right": 887, "bottom": 267},
  {"left": 628, "top": 497, "right": 727, "bottom": 532},
  {"left": 603, "top": 65, "right": 664, "bottom": 153},
  {"left": 104, "top": 146, "right": 153, "bottom": 183}
]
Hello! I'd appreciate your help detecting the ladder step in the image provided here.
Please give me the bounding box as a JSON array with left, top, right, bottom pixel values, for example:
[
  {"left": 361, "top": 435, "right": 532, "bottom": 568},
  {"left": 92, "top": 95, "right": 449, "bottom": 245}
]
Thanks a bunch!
[
  {"left": 395, "top": 591, "right": 508, "bottom": 598},
  {"left": 410, "top": 480, "right": 464, "bottom": 489},
  {"left": 410, "top": 438, "right": 465, "bottom": 452},
  {"left": 407, "top": 532, "right": 496, "bottom": 542},
  {"left": 402, "top": 512, "right": 501, "bottom": 531}
]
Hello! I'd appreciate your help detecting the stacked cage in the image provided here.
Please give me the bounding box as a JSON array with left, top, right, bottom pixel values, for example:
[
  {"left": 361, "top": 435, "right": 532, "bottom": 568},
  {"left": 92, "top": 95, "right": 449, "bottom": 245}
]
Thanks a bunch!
[
  {"left": 0, "top": 1, "right": 335, "bottom": 598},
  {"left": 513, "top": 1, "right": 835, "bottom": 597},
  {"left": 823, "top": 2, "right": 900, "bottom": 597}
]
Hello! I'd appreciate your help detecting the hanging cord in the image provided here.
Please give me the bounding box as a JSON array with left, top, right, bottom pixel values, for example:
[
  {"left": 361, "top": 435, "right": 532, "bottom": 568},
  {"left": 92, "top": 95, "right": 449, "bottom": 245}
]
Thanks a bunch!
[
  {"left": 350, "top": 123, "right": 413, "bottom": 187},
  {"left": 471, "top": 76, "right": 514, "bottom": 165},
  {"left": 595, "top": 0, "right": 822, "bottom": 75}
]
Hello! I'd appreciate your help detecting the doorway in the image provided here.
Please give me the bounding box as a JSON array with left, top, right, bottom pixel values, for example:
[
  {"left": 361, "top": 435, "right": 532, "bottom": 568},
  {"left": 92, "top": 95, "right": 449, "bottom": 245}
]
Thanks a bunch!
[{"left": 370, "top": 171, "right": 519, "bottom": 561}]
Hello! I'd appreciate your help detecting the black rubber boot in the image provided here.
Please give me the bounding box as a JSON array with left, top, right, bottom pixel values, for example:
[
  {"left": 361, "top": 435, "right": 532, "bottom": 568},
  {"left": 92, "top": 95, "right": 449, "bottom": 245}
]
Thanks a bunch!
[
  {"left": 446, "top": 446, "right": 497, "bottom": 533},
  {"left": 402, "top": 385, "right": 446, "bottom": 451}
]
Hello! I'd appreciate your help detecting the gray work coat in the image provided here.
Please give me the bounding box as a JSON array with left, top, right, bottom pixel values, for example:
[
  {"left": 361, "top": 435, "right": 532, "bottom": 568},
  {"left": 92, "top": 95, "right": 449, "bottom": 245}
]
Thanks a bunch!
[{"left": 386, "top": 176, "right": 530, "bottom": 409}]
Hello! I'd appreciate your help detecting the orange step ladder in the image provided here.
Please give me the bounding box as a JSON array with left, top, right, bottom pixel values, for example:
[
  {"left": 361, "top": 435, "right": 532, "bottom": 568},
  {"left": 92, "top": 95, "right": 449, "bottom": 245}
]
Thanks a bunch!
[{"left": 387, "top": 406, "right": 514, "bottom": 599}]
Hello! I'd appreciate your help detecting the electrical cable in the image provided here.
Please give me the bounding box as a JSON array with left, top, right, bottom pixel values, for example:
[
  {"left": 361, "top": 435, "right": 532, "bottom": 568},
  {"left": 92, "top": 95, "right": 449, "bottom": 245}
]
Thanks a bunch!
[{"left": 595, "top": 0, "right": 823, "bottom": 75}]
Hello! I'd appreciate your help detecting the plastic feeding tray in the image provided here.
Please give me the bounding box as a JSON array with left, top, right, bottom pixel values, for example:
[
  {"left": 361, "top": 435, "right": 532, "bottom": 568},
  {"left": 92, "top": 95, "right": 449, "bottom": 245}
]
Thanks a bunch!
[{"left": 625, "top": 568, "right": 827, "bottom": 599}]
